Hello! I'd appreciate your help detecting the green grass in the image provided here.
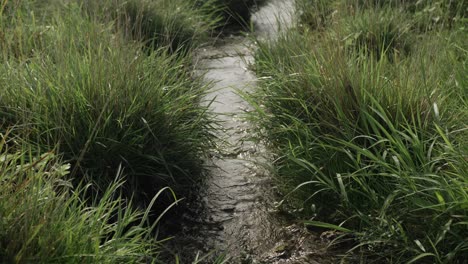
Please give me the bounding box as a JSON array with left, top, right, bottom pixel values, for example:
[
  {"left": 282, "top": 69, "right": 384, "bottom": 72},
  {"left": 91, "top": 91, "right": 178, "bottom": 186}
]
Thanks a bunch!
[
  {"left": 339, "top": 8, "right": 413, "bottom": 59},
  {"left": 296, "top": 0, "right": 334, "bottom": 30},
  {"left": 247, "top": 0, "right": 468, "bottom": 262},
  {"left": 344, "top": 0, "right": 466, "bottom": 32},
  {"left": 82, "top": 0, "right": 219, "bottom": 53},
  {"left": 199, "top": 0, "right": 266, "bottom": 27},
  {"left": 0, "top": 133, "right": 173, "bottom": 263},
  {"left": 0, "top": 1, "right": 216, "bottom": 201},
  {"left": 0, "top": 0, "right": 221, "bottom": 261}
]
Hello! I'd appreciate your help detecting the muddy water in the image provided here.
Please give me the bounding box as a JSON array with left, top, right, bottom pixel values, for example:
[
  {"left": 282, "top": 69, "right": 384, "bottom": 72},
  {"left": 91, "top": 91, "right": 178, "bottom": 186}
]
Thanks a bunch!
[{"left": 168, "top": 1, "right": 332, "bottom": 263}]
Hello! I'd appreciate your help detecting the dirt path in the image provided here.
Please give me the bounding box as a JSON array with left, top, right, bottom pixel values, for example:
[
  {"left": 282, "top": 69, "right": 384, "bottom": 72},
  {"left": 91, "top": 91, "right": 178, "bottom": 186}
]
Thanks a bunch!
[{"left": 167, "top": 1, "right": 333, "bottom": 263}]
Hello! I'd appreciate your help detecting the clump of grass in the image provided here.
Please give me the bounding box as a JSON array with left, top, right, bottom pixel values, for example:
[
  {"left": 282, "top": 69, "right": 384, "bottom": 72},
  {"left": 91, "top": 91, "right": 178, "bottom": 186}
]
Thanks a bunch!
[
  {"left": 296, "top": 0, "right": 335, "bottom": 30},
  {"left": 0, "top": 0, "right": 222, "bottom": 262},
  {"left": 339, "top": 9, "right": 412, "bottom": 59},
  {"left": 350, "top": 0, "right": 418, "bottom": 9},
  {"left": 349, "top": 0, "right": 467, "bottom": 31},
  {"left": 120, "top": 0, "right": 208, "bottom": 53},
  {"left": 0, "top": 134, "right": 170, "bottom": 263},
  {"left": 0, "top": 1, "right": 215, "bottom": 201},
  {"left": 296, "top": 1, "right": 414, "bottom": 59},
  {"left": 247, "top": 0, "right": 468, "bottom": 262},
  {"left": 81, "top": 0, "right": 218, "bottom": 53},
  {"left": 197, "top": 0, "right": 265, "bottom": 27}
]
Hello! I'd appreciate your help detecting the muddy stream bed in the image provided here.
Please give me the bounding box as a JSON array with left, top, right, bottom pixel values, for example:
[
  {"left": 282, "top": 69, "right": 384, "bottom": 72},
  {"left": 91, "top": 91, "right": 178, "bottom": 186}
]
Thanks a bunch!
[{"left": 164, "top": 1, "right": 335, "bottom": 263}]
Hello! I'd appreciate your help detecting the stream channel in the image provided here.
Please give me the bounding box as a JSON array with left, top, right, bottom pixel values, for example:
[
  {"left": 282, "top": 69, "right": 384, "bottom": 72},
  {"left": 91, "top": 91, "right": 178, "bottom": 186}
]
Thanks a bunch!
[{"left": 166, "top": 1, "right": 334, "bottom": 263}]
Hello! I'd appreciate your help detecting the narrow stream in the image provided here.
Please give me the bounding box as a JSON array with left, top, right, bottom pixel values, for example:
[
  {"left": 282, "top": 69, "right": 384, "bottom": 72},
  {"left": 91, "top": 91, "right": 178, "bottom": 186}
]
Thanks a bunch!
[{"left": 166, "top": 1, "right": 333, "bottom": 263}]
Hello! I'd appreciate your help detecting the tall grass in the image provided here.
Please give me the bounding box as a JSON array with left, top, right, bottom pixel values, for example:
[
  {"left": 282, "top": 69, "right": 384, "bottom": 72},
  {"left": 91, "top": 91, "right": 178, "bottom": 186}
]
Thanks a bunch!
[
  {"left": 248, "top": 0, "right": 467, "bottom": 262},
  {"left": 197, "top": 0, "right": 266, "bottom": 27},
  {"left": 0, "top": 0, "right": 223, "bottom": 261},
  {"left": 339, "top": 8, "right": 413, "bottom": 59},
  {"left": 81, "top": 0, "right": 219, "bottom": 53},
  {"left": 0, "top": 1, "right": 216, "bottom": 201},
  {"left": 0, "top": 133, "right": 171, "bottom": 263},
  {"left": 296, "top": 0, "right": 334, "bottom": 30},
  {"left": 345, "top": 0, "right": 466, "bottom": 32}
]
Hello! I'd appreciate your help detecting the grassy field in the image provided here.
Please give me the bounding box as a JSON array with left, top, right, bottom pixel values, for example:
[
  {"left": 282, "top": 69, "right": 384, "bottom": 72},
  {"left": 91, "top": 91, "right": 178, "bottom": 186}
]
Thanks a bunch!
[{"left": 248, "top": 0, "right": 467, "bottom": 262}]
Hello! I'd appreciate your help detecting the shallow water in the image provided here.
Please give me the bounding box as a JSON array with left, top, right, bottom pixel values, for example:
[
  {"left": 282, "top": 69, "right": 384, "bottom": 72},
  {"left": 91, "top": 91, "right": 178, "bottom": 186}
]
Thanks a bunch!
[{"left": 165, "top": 1, "right": 334, "bottom": 263}]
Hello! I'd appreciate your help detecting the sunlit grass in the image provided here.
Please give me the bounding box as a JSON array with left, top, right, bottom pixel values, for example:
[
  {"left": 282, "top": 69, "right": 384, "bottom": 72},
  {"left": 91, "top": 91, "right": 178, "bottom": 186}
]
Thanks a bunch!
[
  {"left": 0, "top": 1, "right": 216, "bottom": 201},
  {"left": 247, "top": 0, "right": 468, "bottom": 262},
  {"left": 0, "top": 0, "right": 220, "bottom": 261}
]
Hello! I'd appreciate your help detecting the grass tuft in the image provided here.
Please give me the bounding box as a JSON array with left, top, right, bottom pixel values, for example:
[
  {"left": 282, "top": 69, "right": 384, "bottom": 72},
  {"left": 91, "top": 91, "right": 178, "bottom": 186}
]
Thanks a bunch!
[
  {"left": 0, "top": 134, "right": 167, "bottom": 263},
  {"left": 0, "top": 1, "right": 216, "bottom": 201}
]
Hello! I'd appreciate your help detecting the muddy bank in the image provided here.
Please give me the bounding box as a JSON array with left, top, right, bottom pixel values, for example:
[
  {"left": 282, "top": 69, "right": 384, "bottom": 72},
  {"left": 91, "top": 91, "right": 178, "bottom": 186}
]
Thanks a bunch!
[{"left": 163, "top": 1, "right": 335, "bottom": 262}]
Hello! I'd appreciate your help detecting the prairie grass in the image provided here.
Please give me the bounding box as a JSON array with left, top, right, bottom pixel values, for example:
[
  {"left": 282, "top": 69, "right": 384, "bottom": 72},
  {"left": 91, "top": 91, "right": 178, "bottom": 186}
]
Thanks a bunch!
[{"left": 248, "top": 0, "right": 467, "bottom": 262}]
